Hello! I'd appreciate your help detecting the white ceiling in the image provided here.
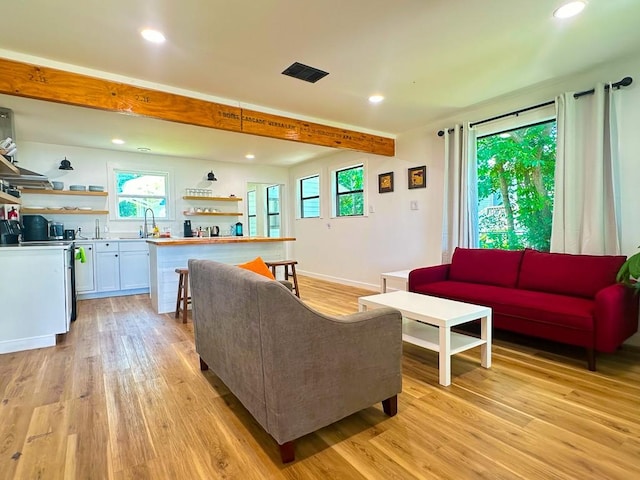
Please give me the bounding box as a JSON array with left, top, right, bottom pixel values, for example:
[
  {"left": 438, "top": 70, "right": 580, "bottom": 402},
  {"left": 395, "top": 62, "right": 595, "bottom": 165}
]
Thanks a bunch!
[{"left": 1, "top": 0, "right": 639, "bottom": 165}]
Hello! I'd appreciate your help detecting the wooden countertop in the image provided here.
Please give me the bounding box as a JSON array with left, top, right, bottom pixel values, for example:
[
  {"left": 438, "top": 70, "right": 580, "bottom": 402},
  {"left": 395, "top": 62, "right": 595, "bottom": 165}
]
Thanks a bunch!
[{"left": 145, "top": 236, "right": 296, "bottom": 246}]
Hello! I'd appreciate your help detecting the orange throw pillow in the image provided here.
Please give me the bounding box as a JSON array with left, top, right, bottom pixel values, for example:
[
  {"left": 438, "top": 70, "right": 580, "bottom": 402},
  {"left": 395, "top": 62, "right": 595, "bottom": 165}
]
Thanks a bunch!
[{"left": 237, "top": 257, "right": 276, "bottom": 280}]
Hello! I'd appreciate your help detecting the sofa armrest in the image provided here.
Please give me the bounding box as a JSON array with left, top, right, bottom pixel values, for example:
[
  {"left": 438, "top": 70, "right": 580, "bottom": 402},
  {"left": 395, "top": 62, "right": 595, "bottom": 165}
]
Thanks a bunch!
[
  {"left": 408, "top": 264, "right": 450, "bottom": 292},
  {"left": 594, "top": 284, "right": 640, "bottom": 352}
]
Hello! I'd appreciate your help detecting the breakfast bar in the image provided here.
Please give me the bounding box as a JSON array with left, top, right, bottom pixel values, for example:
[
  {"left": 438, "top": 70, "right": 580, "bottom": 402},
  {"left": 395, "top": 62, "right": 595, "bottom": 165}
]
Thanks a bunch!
[{"left": 146, "top": 236, "right": 296, "bottom": 314}]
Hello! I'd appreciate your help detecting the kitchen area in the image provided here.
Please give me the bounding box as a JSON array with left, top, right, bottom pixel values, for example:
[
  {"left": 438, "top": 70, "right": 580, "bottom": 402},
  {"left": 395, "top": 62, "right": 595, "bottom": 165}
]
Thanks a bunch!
[{"left": 0, "top": 105, "right": 295, "bottom": 354}]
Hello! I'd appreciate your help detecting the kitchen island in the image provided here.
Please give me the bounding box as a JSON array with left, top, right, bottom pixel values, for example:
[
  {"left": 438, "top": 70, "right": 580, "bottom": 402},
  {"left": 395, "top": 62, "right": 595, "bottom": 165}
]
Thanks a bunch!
[{"left": 146, "top": 236, "right": 295, "bottom": 314}]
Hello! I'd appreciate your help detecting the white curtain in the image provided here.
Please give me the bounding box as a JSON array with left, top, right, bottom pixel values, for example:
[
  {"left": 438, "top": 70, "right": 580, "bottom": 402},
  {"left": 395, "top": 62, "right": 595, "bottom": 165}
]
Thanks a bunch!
[
  {"left": 551, "top": 84, "right": 621, "bottom": 255},
  {"left": 442, "top": 124, "right": 478, "bottom": 263}
]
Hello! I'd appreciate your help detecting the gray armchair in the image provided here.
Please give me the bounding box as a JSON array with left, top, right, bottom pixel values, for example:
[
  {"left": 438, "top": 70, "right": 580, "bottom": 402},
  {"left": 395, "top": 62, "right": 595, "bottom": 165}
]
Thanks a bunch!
[{"left": 188, "top": 259, "right": 403, "bottom": 463}]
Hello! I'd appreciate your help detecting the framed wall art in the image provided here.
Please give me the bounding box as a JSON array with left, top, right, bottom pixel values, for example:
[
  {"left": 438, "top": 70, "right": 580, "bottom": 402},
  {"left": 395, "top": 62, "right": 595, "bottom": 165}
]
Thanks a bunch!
[
  {"left": 408, "top": 165, "right": 426, "bottom": 189},
  {"left": 378, "top": 171, "right": 394, "bottom": 193}
]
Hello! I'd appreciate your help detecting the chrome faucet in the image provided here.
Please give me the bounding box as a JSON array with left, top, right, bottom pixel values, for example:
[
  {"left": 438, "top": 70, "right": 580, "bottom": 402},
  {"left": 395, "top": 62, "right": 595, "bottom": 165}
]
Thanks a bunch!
[{"left": 143, "top": 208, "right": 156, "bottom": 238}]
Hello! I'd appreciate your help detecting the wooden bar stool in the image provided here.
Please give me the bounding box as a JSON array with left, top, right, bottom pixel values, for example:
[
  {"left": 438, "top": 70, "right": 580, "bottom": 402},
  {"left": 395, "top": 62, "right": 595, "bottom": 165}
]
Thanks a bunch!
[
  {"left": 266, "top": 260, "right": 300, "bottom": 298},
  {"left": 175, "top": 267, "right": 191, "bottom": 323}
]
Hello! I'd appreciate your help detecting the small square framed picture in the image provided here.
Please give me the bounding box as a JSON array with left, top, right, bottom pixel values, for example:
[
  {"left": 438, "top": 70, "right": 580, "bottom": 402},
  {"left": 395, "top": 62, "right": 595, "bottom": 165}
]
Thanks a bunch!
[
  {"left": 408, "top": 165, "right": 427, "bottom": 189},
  {"left": 378, "top": 172, "right": 394, "bottom": 193}
]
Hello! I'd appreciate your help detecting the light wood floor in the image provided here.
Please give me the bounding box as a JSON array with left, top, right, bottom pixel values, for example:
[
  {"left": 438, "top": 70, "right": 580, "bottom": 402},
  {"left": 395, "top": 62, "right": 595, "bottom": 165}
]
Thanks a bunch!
[{"left": 1, "top": 276, "right": 640, "bottom": 479}]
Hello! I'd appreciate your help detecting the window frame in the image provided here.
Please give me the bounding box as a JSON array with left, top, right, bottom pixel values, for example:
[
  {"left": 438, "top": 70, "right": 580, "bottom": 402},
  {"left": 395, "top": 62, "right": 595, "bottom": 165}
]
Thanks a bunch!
[
  {"left": 266, "top": 184, "right": 281, "bottom": 237},
  {"left": 247, "top": 189, "right": 257, "bottom": 237},
  {"left": 333, "top": 163, "right": 365, "bottom": 218},
  {"left": 475, "top": 117, "right": 557, "bottom": 251},
  {"left": 112, "top": 168, "right": 170, "bottom": 221},
  {"left": 299, "top": 174, "right": 320, "bottom": 219}
]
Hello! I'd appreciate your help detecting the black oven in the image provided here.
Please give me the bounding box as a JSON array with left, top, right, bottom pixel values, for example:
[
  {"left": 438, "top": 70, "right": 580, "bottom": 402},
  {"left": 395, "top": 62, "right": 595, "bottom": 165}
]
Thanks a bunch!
[{"left": 68, "top": 242, "right": 77, "bottom": 321}]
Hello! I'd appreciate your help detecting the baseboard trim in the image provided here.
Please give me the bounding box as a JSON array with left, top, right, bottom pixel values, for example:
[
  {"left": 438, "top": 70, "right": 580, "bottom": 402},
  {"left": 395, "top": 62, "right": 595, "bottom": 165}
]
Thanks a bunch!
[
  {"left": 0, "top": 335, "right": 56, "bottom": 354},
  {"left": 78, "top": 288, "right": 150, "bottom": 300},
  {"left": 296, "top": 269, "right": 379, "bottom": 291}
]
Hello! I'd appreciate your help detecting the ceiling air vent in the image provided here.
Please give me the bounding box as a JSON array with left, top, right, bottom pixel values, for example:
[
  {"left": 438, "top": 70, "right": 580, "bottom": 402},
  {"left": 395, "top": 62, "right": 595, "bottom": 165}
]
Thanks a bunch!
[{"left": 282, "top": 62, "right": 329, "bottom": 83}]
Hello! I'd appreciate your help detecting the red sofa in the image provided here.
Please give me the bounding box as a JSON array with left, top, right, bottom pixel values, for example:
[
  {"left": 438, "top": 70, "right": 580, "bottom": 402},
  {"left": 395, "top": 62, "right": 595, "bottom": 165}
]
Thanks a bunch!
[{"left": 408, "top": 247, "right": 639, "bottom": 370}]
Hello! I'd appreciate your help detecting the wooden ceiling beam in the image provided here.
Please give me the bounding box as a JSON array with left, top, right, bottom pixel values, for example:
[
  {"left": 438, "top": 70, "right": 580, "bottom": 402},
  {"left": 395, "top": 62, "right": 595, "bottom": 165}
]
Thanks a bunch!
[{"left": 0, "top": 57, "right": 394, "bottom": 156}]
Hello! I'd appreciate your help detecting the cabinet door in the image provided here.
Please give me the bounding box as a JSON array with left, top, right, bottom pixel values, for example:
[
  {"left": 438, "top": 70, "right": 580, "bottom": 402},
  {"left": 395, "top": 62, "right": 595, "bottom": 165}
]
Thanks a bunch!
[
  {"left": 120, "top": 251, "right": 150, "bottom": 289},
  {"left": 96, "top": 252, "right": 120, "bottom": 292},
  {"left": 75, "top": 243, "right": 95, "bottom": 293}
]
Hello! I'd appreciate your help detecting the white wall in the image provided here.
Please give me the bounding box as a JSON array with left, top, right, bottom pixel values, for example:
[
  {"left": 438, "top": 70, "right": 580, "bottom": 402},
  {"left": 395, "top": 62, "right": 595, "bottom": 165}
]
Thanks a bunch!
[
  {"left": 290, "top": 53, "right": 640, "bottom": 288},
  {"left": 288, "top": 149, "right": 442, "bottom": 289},
  {"left": 17, "top": 141, "right": 290, "bottom": 243}
]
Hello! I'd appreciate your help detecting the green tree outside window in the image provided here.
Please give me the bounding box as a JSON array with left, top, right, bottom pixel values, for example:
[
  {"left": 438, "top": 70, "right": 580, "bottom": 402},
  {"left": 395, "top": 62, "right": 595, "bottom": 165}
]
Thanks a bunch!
[
  {"left": 476, "top": 121, "right": 556, "bottom": 251},
  {"left": 336, "top": 165, "right": 364, "bottom": 217}
]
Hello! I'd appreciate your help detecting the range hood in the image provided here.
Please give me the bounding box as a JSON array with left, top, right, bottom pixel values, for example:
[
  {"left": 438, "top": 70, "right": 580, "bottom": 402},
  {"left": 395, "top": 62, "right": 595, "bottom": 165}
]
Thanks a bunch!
[
  {"left": 0, "top": 157, "right": 52, "bottom": 189},
  {"left": 1, "top": 108, "right": 51, "bottom": 189}
]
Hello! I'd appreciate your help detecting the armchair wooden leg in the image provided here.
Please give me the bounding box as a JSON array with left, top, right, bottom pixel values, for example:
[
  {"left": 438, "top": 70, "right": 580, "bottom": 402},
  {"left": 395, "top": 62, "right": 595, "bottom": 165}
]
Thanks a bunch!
[
  {"left": 382, "top": 395, "right": 398, "bottom": 417},
  {"left": 279, "top": 440, "right": 295, "bottom": 463},
  {"left": 199, "top": 357, "right": 209, "bottom": 371}
]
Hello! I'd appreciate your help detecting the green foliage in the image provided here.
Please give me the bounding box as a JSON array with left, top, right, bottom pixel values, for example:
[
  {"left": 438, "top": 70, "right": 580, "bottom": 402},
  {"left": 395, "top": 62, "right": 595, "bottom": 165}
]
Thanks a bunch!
[
  {"left": 118, "top": 200, "right": 137, "bottom": 218},
  {"left": 477, "top": 121, "right": 556, "bottom": 251},
  {"left": 616, "top": 246, "right": 640, "bottom": 292},
  {"left": 336, "top": 166, "right": 364, "bottom": 216}
]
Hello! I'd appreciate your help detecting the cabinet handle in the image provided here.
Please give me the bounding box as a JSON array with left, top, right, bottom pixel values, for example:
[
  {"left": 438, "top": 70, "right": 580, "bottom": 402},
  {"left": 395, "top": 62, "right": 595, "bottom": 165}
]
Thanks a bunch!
[
  {"left": 106, "top": 243, "right": 109, "bottom": 246},
  {"left": 115, "top": 254, "right": 118, "bottom": 257}
]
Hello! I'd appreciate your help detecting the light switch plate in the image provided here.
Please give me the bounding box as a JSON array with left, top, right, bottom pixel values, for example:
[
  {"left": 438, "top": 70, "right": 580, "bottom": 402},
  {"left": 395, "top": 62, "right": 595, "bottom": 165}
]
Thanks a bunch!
[{"left": 410, "top": 200, "right": 418, "bottom": 210}]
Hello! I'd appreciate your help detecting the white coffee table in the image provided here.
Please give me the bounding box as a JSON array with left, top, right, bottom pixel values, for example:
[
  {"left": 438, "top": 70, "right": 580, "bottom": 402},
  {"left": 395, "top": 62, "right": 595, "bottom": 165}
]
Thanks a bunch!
[
  {"left": 380, "top": 269, "right": 411, "bottom": 292},
  {"left": 358, "top": 291, "right": 492, "bottom": 386}
]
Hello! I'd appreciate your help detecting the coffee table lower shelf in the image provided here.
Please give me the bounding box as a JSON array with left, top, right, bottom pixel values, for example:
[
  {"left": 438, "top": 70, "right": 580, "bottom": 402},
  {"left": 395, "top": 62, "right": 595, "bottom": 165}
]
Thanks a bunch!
[
  {"left": 358, "top": 291, "right": 492, "bottom": 386},
  {"left": 403, "top": 319, "right": 486, "bottom": 355}
]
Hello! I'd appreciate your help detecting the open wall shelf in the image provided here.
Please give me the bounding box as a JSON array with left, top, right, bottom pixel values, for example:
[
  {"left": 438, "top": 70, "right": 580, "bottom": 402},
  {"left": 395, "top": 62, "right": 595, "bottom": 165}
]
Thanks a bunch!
[
  {"left": 21, "top": 208, "right": 109, "bottom": 215},
  {"left": 182, "top": 196, "right": 242, "bottom": 201},
  {"left": 0, "top": 191, "right": 21, "bottom": 205},
  {"left": 183, "top": 211, "right": 243, "bottom": 216},
  {"left": 21, "top": 190, "right": 108, "bottom": 196}
]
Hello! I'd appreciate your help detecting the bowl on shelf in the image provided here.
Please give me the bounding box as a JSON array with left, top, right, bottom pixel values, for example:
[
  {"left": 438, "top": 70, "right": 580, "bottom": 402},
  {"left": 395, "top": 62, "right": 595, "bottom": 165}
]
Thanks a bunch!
[
  {"left": 88, "top": 185, "right": 104, "bottom": 192},
  {"left": 52, "top": 181, "right": 64, "bottom": 190},
  {"left": 69, "top": 185, "right": 86, "bottom": 191}
]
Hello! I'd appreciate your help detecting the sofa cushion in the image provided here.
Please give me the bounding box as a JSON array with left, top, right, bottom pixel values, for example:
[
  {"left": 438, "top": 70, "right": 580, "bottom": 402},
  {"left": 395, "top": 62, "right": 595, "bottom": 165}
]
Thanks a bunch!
[
  {"left": 448, "top": 247, "right": 524, "bottom": 288},
  {"left": 238, "top": 256, "right": 276, "bottom": 280},
  {"left": 414, "top": 280, "right": 595, "bottom": 331},
  {"left": 517, "top": 249, "right": 626, "bottom": 299}
]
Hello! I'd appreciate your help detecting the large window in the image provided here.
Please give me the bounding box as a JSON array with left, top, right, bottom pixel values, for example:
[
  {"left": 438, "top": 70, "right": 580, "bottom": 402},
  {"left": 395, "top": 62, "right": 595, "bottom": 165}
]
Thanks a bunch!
[
  {"left": 476, "top": 120, "right": 556, "bottom": 251},
  {"left": 335, "top": 164, "right": 364, "bottom": 217},
  {"left": 267, "top": 184, "right": 281, "bottom": 237},
  {"left": 115, "top": 169, "right": 168, "bottom": 219},
  {"left": 299, "top": 175, "right": 320, "bottom": 218},
  {"left": 247, "top": 189, "right": 257, "bottom": 237}
]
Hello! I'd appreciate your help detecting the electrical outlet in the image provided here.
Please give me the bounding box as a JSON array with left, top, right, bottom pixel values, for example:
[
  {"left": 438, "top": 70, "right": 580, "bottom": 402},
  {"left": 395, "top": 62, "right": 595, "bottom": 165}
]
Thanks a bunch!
[{"left": 410, "top": 200, "right": 418, "bottom": 210}]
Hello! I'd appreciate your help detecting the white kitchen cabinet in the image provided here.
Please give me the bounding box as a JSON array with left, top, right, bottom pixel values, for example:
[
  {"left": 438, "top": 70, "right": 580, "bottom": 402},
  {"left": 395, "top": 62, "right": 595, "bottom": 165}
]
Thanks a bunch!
[
  {"left": 75, "top": 242, "right": 95, "bottom": 293},
  {"left": 119, "top": 242, "right": 149, "bottom": 289},
  {"left": 0, "top": 244, "right": 70, "bottom": 353},
  {"left": 95, "top": 241, "right": 120, "bottom": 292}
]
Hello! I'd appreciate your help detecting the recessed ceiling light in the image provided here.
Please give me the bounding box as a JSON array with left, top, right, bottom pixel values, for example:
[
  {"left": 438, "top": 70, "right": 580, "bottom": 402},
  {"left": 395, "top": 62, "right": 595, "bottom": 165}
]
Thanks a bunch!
[
  {"left": 369, "top": 95, "right": 384, "bottom": 104},
  {"left": 137, "top": 147, "right": 151, "bottom": 152},
  {"left": 111, "top": 138, "right": 125, "bottom": 145},
  {"left": 553, "top": 1, "right": 586, "bottom": 19},
  {"left": 245, "top": 154, "right": 255, "bottom": 159},
  {"left": 141, "top": 28, "right": 166, "bottom": 43}
]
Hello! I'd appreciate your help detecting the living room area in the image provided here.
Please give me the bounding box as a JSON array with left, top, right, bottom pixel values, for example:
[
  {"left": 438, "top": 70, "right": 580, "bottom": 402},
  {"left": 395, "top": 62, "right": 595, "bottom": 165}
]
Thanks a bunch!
[
  {"left": 1, "top": 1, "right": 640, "bottom": 478},
  {"left": 2, "top": 274, "right": 638, "bottom": 478}
]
